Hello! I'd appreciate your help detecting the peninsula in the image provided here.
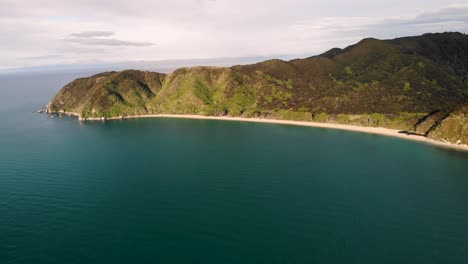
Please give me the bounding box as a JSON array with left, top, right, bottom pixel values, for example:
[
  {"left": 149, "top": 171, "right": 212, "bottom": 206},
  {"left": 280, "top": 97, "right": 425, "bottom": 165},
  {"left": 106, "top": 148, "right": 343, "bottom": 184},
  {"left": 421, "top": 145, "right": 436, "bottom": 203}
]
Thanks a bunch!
[{"left": 47, "top": 32, "right": 468, "bottom": 148}]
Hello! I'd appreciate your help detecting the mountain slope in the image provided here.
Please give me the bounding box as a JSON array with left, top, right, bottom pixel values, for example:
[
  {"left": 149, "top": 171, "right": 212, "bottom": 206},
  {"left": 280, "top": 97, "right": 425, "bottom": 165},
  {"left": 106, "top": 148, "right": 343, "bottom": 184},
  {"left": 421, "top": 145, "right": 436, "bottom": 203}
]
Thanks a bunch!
[{"left": 48, "top": 32, "right": 468, "bottom": 144}]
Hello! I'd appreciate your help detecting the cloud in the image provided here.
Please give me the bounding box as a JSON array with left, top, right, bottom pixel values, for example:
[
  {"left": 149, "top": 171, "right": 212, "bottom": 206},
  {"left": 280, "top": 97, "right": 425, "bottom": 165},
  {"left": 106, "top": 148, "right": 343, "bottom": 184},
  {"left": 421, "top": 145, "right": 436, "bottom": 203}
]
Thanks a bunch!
[
  {"left": 292, "top": 5, "right": 468, "bottom": 31},
  {"left": 67, "top": 37, "right": 154, "bottom": 47},
  {"left": 0, "top": 1, "right": 467, "bottom": 69},
  {"left": 289, "top": 4, "right": 468, "bottom": 44},
  {"left": 69, "top": 31, "right": 115, "bottom": 38},
  {"left": 67, "top": 30, "right": 153, "bottom": 47},
  {"left": 18, "top": 54, "right": 64, "bottom": 60},
  {"left": 373, "top": 5, "right": 468, "bottom": 28},
  {"left": 410, "top": 5, "right": 468, "bottom": 24}
]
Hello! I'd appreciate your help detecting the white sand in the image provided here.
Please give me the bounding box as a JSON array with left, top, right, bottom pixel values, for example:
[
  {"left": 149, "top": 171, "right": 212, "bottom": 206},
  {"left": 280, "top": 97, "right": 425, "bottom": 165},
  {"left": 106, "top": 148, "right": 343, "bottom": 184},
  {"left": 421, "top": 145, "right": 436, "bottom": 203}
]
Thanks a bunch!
[{"left": 64, "top": 113, "right": 468, "bottom": 152}]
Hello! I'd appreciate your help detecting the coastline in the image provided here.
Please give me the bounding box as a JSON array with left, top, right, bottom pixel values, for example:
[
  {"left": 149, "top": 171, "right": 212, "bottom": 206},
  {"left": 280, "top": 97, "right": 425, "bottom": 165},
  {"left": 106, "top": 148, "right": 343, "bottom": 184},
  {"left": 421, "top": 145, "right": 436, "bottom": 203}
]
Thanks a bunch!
[{"left": 58, "top": 112, "right": 468, "bottom": 152}]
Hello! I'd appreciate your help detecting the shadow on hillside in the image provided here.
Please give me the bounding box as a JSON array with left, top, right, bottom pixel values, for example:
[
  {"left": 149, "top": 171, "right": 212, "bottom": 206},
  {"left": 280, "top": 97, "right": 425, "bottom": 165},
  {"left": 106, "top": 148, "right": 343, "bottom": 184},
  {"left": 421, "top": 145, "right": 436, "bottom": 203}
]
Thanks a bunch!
[{"left": 398, "top": 130, "right": 426, "bottom": 137}]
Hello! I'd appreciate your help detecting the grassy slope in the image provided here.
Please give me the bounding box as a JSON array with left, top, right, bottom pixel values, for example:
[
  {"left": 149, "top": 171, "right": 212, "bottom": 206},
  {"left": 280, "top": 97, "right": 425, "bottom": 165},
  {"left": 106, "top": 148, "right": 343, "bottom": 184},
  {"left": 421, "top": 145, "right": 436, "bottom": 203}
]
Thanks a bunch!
[{"left": 48, "top": 33, "right": 468, "bottom": 144}]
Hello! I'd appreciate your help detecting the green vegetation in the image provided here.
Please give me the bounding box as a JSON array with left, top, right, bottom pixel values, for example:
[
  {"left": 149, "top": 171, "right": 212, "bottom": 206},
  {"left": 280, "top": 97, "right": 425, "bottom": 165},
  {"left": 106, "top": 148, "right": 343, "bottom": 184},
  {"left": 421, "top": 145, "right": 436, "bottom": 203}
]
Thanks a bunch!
[
  {"left": 427, "top": 105, "right": 468, "bottom": 144},
  {"left": 314, "top": 113, "right": 329, "bottom": 122},
  {"left": 337, "top": 114, "right": 351, "bottom": 124},
  {"left": 276, "top": 110, "right": 312, "bottom": 121},
  {"left": 48, "top": 32, "right": 468, "bottom": 144},
  {"left": 404, "top": 82, "right": 412, "bottom": 92}
]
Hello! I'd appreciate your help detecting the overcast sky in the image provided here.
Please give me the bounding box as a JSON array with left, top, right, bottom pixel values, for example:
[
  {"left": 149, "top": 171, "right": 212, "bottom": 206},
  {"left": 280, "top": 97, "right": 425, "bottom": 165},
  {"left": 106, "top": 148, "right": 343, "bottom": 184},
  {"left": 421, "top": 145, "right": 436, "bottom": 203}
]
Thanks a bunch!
[{"left": 0, "top": 0, "right": 467, "bottom": 70}]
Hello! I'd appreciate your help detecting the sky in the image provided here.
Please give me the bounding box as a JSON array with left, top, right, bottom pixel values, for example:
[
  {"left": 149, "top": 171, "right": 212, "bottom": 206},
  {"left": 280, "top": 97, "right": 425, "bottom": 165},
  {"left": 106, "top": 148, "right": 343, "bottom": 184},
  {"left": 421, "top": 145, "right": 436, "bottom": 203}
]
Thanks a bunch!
[{"left": 0, "top": 0, "right": 467, "bottom": 71}]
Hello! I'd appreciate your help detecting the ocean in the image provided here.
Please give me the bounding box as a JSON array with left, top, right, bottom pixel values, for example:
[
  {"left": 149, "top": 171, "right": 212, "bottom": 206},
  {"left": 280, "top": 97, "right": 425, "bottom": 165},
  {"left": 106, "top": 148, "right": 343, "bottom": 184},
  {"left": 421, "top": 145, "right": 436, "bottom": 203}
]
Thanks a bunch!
[{"left": 1, "top": 72, "right": 468, "bottom": 263}]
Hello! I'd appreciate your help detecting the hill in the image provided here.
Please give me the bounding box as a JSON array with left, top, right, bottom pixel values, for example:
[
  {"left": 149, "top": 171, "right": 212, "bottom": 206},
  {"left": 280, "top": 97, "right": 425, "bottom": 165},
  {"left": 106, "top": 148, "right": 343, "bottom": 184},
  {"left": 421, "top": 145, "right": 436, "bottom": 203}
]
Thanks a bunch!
[{"left": 48, "top": 32, "right": 468, "bottom": 144}]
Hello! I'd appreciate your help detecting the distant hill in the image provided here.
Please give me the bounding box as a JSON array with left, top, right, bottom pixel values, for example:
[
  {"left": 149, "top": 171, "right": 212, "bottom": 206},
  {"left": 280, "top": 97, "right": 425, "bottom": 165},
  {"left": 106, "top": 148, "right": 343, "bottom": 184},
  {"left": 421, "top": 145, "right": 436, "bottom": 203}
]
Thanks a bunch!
[{"left": 48, "top": 32, "right": 468, "bottom": 144}]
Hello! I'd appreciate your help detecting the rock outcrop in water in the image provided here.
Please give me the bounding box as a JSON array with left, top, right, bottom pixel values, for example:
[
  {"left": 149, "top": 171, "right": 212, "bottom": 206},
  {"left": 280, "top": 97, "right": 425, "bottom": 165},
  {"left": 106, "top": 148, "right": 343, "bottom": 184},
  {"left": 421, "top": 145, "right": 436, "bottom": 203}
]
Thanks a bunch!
[{"left": 48, "top": 32, "right": 468, "bottom": 144}]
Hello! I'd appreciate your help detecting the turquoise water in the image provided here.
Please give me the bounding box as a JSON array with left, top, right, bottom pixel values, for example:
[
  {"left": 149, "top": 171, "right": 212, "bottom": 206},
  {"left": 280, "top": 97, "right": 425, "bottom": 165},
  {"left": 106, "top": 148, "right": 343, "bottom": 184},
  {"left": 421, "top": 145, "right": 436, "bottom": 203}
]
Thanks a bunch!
[{"left": 1, "top": 73, "right": 468, "bottom": 264}]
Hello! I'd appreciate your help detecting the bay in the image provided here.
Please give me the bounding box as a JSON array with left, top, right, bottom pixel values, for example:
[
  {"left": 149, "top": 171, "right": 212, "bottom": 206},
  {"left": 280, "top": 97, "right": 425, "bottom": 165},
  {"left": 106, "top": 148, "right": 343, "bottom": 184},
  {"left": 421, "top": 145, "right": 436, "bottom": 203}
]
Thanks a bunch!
[{"left": 1, "top": 73, "right": 468, "bottom": 263}]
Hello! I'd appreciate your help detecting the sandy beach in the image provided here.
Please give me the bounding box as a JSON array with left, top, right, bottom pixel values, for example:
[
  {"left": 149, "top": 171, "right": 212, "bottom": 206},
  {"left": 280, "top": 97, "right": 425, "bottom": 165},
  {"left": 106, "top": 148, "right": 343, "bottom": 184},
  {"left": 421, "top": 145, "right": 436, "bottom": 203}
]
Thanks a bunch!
[{"left": 60, "top": 112, "right": 468, "bottom": 152}]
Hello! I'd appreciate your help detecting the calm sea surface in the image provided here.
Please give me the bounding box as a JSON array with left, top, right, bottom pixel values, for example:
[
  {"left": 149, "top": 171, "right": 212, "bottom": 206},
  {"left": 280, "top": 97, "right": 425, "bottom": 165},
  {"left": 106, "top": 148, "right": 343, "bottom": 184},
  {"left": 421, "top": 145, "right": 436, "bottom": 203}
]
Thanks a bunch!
[{"left": 1, "top": 73, "right": 468, "bottom": 264}]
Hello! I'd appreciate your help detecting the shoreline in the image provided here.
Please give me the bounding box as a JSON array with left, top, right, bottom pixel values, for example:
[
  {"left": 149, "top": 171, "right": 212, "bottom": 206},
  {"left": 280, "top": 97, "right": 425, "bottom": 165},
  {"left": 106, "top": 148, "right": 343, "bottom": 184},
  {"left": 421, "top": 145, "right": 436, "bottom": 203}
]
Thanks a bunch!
[{"left": 57, "top": 112, "right": 468, "bottom": 152}]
